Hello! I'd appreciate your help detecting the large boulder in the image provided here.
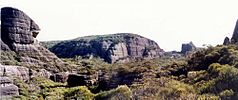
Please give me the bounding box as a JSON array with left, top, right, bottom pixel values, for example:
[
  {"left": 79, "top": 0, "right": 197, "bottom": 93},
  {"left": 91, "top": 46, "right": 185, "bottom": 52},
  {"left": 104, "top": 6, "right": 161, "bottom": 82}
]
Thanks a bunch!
[
  {"left": 50, "top": 72, "right": 69, "bottom": 83},
  {"left": 0, "top": 64, "right": 52, "bottom": 81},
  {"left": 0, "top": 7, "right": 66, "bottom": 72},
  {"left": 43, "top": 33, "right": 164, "bottom": 63},
  {"left": 223, "top": 37, "right": 230, "bottom": 45},
  {"left": 0, "top": 77, "right": 19, "bottom": 97}
]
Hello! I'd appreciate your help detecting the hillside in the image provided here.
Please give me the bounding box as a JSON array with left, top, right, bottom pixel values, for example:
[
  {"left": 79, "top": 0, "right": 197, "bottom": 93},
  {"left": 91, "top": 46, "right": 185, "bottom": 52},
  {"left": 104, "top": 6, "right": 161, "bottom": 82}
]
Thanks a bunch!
[{"left": 42, "top": 33, "right": 164, "bottom": 63}]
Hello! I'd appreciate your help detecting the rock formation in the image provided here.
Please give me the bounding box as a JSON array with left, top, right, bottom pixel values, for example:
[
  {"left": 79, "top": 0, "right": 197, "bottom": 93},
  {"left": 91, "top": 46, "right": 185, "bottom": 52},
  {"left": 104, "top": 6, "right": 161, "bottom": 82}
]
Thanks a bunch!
[
  {"left": 50, "top": 72, "right": 69, "bottom": 83},
  {"left": 223, "top": 37, "right": 230, "bottom": 45},
  {"left": 0, "top": 77, "right": 19, "bottom": 97},
  {"left": 43, "top": 33, "right": 164, "bottom": 63},
  {"left": 0, "top": 64, "right": 52, "bottom": 81},
  {"left": 231, "top": 19, "right": 238, "bottom": 44},
  {"left": 181, "top": 41, "right": 196, "bottom": 54},
  {"left": 1, "top": 7, "right": 65, "bottom": 72}
]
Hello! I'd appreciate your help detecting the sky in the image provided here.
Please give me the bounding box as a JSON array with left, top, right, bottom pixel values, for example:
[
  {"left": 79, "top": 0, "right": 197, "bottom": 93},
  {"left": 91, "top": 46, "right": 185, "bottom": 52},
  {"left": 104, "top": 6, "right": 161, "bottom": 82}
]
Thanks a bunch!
[{"left": 1, "top": 0, "right": 238, "bottom": 51}]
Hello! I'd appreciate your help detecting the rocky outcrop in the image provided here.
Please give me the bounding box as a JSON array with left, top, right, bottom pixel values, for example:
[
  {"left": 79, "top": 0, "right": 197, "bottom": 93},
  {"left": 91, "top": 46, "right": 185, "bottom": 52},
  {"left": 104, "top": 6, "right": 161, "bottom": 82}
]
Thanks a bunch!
[
  {"left": 43, "top": 33, "right": 164, "bottom": 63},
  {"left": 50, "top": 72, "right": 69, "bottom": 83},
  {"left": 1, "top": 7, "right": 65, "bottom": 72},
  {"left": 0, "top": 77, "right": 19, "bottom": 97},
  {"left": 0, "top": 64, "right": 53, "bottom": 97},
  {"left": 223, "top": 37, "right": 230, "bottom": 45},
  {"left": 0, "top": 64, "right": 52, "bottom": 81},
  {"left": 231, "top": 19, "right": 238, "bottom": 44},
  {"left": 181, "top": 42, "right": 196, "bottom": 54}
]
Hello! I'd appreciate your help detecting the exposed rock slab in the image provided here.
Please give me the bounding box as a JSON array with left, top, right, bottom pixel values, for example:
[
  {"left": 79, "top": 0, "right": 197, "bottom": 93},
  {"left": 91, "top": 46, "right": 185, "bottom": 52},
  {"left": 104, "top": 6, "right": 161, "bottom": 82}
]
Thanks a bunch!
[
  {"left": 0, "top": 77, "right": 19, "bottom": 97},
  {"left": 0, "top": 64, "right": 52, "bottom": 81}
]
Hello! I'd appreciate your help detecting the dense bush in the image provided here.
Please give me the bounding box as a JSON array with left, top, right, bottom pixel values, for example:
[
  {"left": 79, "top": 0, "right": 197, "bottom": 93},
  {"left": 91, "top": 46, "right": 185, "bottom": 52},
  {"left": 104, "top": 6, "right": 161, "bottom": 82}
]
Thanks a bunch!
[
  {"left": 0, "top": 51, "right": 20, "bottom": 65},
  {"left": 7, "top": 44, "right": 238, "bottom": 99},
  {"left": 95, "top": 85, "right": 132, "bottom": 100}
]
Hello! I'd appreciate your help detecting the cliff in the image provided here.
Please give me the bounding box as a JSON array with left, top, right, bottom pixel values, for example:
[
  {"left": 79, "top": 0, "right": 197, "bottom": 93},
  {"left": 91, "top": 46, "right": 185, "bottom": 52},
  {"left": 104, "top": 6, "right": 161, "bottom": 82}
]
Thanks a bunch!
[
  {"left": 44, "top": 33, "right": 164, "bottom": 63},
  {"left": 0, "top": 7, "right": 66, "bottom": 72}
]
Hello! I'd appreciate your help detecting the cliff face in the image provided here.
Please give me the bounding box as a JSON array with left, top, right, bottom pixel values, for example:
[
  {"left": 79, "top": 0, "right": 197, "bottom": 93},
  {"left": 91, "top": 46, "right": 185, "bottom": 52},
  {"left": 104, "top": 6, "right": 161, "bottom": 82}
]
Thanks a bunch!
[
  {"left": 231, "top": 20, "right": 238, "bottom": 44},
  {"left": 45, "top": 33, "right": 164, "bottom": 63},
  {"left": 0, "top": 7, "right": 65, "bottom": 72}
]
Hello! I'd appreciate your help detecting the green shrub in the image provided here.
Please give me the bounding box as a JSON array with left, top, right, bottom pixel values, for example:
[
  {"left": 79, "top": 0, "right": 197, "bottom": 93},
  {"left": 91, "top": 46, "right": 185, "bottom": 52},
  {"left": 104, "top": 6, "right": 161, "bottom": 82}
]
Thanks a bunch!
[
  {"left": 13, "top": 78, "right": 29, "bottom": 97},
  {"left": 198, "top": 63, "right": 238, "bottom": 94},
  {"left": 197, "top": 94, "right": 220, "bottom": 100},
  {"left": 95, "top": 85, "right": 132, "bottom": 100},
  {"left": 64, "top": 86, "right": 95, "bottom": 100},
  {"left": 219, "top": 89, "right": 234, "bottom": 99}
]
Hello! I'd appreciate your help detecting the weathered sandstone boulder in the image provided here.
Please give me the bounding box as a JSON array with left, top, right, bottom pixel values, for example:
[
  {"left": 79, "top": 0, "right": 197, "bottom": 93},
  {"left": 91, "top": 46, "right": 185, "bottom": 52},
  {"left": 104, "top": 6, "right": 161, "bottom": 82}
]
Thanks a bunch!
[
  {"left": 0, "top": 77, "right": 19, "bottom": 97},
  {"left": 0, "top": 64, "right": 52, "bottom": 81}
]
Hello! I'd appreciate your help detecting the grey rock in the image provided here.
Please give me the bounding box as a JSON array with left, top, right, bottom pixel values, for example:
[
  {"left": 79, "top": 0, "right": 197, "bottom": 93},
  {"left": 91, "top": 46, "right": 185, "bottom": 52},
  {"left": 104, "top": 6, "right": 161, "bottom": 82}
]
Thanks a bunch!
[
  {"left": 50, "top": 72, "right": 69, "bottom": 83},
  {"left": 1, "top": 7, "right": 39, "bottom": 45},
  {"left": 0, "top": 77, "right": 19, "bottom": 97},
  {"left": 223, "top": 37, "right": 230, "bottom": 45},
  {"left": 0, "top": 64, "right": 51, "bottom": 81},
  {"left": 181, "top": 41, "right": 196, "bottom": 54},
  {"left": 0, "top": 84, "right": 19, "bottom": 96},
  {"left": 0, "top": 77, "right": 13, "bottom": 84},
  {"left": 231, "top": 19, "right": 238, "bottom": 44}
]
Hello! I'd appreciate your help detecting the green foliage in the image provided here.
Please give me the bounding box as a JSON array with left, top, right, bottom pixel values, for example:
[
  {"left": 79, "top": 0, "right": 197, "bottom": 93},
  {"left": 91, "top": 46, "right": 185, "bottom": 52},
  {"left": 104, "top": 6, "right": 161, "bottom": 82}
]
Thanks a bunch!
[
  {"left": 219, "top": 89, "right": 234, "bottom": 99},
  {"left": 13, "top": 77, "right": 29, "bottom": 97},
  {"left": 31, "top": 77, "right": 66, "bottom": 89},
  {"left": 64, "top": 86, "right": 95, "bottom": 100},
  {"left": 130, "top": 77, "right": 196, "bottom": 100},
  {"left": 188, "top": 45, "right": 238, "bottom": 71},
  {"left": 197, "top": 94, "right": 220, "bottom": 100},
  {"left": 6, "top": 44, "right": 238, "bottom": 99},
  {"left": 197, "top": 63, "right": 238, "bottom": 95},
  {"left": 95, "top": 85, "right": 132, "bottom": 100},
  {"left": 0, "top": 51, "right": 20, "bottom": 65}
]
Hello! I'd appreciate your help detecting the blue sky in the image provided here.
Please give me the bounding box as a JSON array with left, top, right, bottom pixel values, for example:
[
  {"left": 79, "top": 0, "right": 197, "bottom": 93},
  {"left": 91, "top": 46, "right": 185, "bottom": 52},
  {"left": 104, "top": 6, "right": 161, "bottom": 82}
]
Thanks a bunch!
[{"left": 1, "top": 0, "right": 238, "bottom": 51}]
